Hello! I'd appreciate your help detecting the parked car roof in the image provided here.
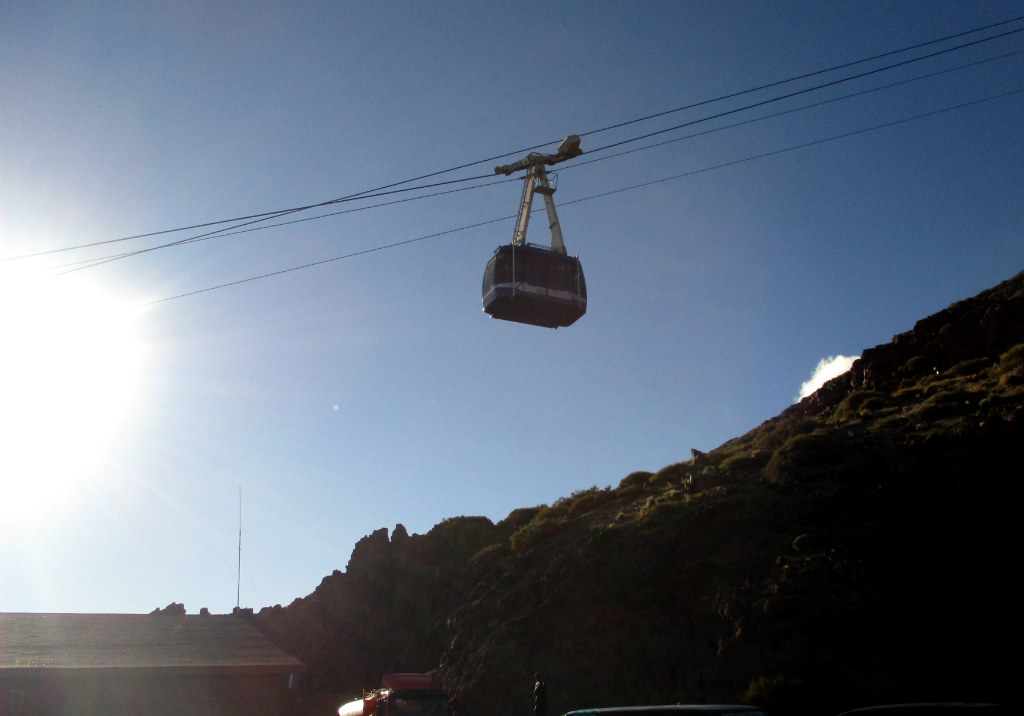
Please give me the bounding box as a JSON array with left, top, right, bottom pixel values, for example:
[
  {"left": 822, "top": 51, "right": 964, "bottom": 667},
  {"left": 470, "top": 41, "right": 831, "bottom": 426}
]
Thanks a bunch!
[
  {"left": 839, "top": 705, "right": 1006, "bottom": 716},
  {"left": 564, "top": 706, "right": 764, "bottom": 716}
]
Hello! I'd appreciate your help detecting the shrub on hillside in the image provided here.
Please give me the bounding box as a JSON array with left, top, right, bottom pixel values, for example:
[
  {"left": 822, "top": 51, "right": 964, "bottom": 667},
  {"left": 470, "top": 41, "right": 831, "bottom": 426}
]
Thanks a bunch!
[
  {"left": 618, "top": 471, "right": 653, "bottom": 491},
  {"left": 469, "top": 543, "right": 509, "bottom": 581},
  {"left": 996, "top": 342, "right": 1024, "bottom": 384},
  {"left": 914, "top": 388, "right": 973, "bottom": 422},
  {"left": 720, "top": 449, "right": 770, "bottom": 476},
  {"left": 498, "top": 507, "right": 544, "bottom": 533},
  {"left": 566, "top": 486, "right": 616, "bottom": 514},
  {"left": 509, "top": 517, "right": 559, "bottom": 555},
  {"left": 944, "top": 357, "right": 993, "bottom": 378},
  {"left": 752, "top": 417, "right": 820, "bottom": 451},
  {"left": 901, "top": 354, "right": 934, "bottom": 377},
  {"left": 651, "top": 462, "right": 690, "bottom": 486},
  {"left": 763, "top": 431, "right": 844, "bottom": 485},
  {"left": 832, "top": 390, "right": 889, "bottom": 422},
  {"left": 470, "top": 542, "right": 507, "bottom": 565}
]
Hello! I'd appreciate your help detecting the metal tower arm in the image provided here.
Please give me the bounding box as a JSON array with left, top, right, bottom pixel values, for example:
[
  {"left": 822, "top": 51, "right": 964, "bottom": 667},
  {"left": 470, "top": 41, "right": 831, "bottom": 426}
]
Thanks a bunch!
[{"left": 494, "top": 136, "right": 582, "bottom": 253}]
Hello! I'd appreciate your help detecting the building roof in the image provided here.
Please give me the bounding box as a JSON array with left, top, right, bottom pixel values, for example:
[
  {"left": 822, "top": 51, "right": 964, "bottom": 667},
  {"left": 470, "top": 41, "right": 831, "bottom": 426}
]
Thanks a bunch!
[{"left": 0, "top": 613, "right": 303, "bottom": 675}]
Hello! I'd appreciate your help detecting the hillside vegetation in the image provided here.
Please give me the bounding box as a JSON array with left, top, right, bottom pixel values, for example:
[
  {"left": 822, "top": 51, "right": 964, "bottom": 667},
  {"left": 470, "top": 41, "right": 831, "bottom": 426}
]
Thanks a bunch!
[{"left": 256, "top": 270, "right": 1023, "bottom": 716}]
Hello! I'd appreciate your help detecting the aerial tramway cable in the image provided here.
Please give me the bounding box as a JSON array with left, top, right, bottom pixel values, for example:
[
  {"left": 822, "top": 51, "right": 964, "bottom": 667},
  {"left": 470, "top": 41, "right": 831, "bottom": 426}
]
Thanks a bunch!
[
  {"left": 142, "top": 86, "right": 1023, "bottom": 306},
  {"left": 83, "top": 45, "right": 1024, "bottom": 281},
  {"left": 7, "top": 15, "right": 1021, "bottom": 267}
]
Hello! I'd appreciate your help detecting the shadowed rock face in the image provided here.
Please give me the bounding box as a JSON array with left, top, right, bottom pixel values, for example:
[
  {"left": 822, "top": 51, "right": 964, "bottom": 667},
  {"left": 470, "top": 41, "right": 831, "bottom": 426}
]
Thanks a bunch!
[{"left": 256, "top": 270, "right": 1023, "bottom": 716}]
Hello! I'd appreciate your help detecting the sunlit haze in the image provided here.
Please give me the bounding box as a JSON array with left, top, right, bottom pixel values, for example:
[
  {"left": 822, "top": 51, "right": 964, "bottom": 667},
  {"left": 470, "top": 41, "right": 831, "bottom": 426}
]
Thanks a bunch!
[
  {"left": 1, "top": 2, "right": 1021, "bottom": 615},
  {"left": 0, "top": 264, "right": 145, "bottom": 524}
]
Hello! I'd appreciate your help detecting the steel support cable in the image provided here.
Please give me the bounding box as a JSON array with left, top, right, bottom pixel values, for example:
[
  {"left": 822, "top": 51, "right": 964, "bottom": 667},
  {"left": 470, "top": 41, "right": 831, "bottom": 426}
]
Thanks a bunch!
[
  {"left": 558, "top": 88, "right": 1024, "bottom": 208},
  {"left": 561, "top": 48, "right": 1024, "bottom": 172},
  {"left": 142, "top": 214, "right": 517, "bottom": 305},
  {"left": 105, "top": 47, "right": 1024, "bottom": 273},
  {"left": 54, "top": 172, "right": 506, "bottom": 275},
  {"left": 87, "top": 45, "right": 1023, "bottom": 274},
  {"left": 123, "top": 37, "right": 1024, "bottom": 272},
  {"left": 53, "top": 52, "right": 955, "bottom": 273},
  {"left": 582, "top": 27, "right": 1024, "bottom": 157},
  {"left": 144, "top": 87, "right": 1022, "bottom": 306},
  {"left": 10, "top": 16, "right": 1021, "bottom": 265},
  {"left": 53, "top": 177, "right": 514, "bottom": 272},
  {"left": 208, "top": 16, "right": 1022, "bottom": 233},
  {"left": 147, "top": 170, "right": 500, "bottom": 246},
  {"left": 574, "top": 15, "right": 1024, "bottom": 140},
  {"left": 10, "top": 171, "right": 499, "bottom": 264},
  {"left": 57, "top": 29, "right": 1024, "bottom": 274}
]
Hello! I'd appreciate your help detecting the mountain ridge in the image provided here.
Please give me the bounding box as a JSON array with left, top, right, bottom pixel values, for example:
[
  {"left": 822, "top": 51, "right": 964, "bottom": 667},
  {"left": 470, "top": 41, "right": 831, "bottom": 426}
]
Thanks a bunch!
[{"left": 255, "top": 269, "right": 1023, "bottom": 716}]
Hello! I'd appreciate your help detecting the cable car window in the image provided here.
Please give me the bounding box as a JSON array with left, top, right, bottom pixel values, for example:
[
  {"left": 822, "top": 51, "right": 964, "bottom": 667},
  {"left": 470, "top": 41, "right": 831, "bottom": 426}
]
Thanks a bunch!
[
  {"left": 525, "top": 252, "right": 546, "bottom": 286},
  {"left": 483, "top": 260, "right": 495, "bottom": 292},
  {"left": 498, "top": 251, "right": 512, "bottom": 283},
  {"left": 517, "top": 251, "right": 530, "bottom": 284},
  {"left": 552, "top": 259, "right": 573, "bottom": 292}
]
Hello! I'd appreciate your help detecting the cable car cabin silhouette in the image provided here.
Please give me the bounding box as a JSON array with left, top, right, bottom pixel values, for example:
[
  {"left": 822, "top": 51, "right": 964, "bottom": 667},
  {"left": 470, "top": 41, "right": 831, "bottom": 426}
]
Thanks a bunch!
[
  {"left": 482, "top": 135, "right": 587, "bottom": 329},
  {"left": 482, "top": 244, "right": 587, "bottom": 328}
]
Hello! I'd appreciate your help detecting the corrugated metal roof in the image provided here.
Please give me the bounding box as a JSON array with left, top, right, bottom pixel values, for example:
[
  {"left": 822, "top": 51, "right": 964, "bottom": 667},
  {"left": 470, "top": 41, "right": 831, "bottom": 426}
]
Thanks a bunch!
[{"left": 0, "top": 613, "right": 303, "bottom": 672}]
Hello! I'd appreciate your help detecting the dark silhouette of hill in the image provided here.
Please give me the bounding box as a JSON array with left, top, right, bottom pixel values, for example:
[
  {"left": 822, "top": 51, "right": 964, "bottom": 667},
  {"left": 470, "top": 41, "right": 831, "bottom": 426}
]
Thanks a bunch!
[{"left": 255, "top": 270, "right": 1023, "bottom": 716}]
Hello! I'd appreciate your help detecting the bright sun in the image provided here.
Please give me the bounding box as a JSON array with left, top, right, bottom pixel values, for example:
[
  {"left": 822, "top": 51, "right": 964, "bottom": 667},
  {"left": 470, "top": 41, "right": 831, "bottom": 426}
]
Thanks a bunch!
[{"left": 0, "top": 263, "right": 145, "bottom": 524}]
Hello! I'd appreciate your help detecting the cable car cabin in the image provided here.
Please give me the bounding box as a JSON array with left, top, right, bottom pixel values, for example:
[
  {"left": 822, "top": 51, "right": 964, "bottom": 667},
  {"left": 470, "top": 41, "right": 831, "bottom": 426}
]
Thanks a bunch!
[{"left": 482, "top": 243, "right": 587, "bottom": 328}]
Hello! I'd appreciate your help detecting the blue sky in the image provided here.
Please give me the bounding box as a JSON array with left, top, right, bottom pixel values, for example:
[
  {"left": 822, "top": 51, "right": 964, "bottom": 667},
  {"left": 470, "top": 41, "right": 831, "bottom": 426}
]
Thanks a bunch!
[{"left": 2, "top": 2, "right": 1022, "bottom": 615}]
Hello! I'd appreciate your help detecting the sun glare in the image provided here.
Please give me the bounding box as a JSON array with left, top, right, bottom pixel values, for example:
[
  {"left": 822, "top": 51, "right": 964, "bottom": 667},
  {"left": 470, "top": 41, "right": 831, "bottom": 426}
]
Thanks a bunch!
[{"left": 0, "top": 264, "right": 145, "bottom": 524}]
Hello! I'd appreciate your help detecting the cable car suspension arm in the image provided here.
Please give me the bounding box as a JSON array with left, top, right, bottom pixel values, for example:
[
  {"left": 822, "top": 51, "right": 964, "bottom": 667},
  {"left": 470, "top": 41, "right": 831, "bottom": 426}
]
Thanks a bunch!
[{"left": 494, "top": 136, "right": 582, "bottom": 255}]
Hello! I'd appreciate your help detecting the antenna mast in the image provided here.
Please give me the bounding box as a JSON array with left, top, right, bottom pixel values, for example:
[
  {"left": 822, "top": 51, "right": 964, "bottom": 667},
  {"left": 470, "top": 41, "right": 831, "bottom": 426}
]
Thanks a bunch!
[{"left": 236, "top": 485, "right": 242, "bottom": 609}]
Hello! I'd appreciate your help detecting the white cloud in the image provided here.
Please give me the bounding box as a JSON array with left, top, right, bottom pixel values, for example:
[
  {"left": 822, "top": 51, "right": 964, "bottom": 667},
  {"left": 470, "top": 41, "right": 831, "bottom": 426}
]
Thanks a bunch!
[{"left": 796, "top": 354, "right": 858, "bottom": 402}]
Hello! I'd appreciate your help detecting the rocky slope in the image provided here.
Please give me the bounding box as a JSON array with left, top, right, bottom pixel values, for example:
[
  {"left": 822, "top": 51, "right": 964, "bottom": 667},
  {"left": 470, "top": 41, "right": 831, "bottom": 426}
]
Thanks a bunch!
[{"left": 256, "top": 269, "right": 1023, "bottom": 716}]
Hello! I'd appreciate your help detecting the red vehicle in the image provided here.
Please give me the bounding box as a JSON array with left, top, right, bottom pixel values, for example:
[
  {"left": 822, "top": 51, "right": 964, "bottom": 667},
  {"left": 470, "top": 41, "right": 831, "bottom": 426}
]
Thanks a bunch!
[{"left": 338, "top": 673, "right": 452, "bottom": 716}]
